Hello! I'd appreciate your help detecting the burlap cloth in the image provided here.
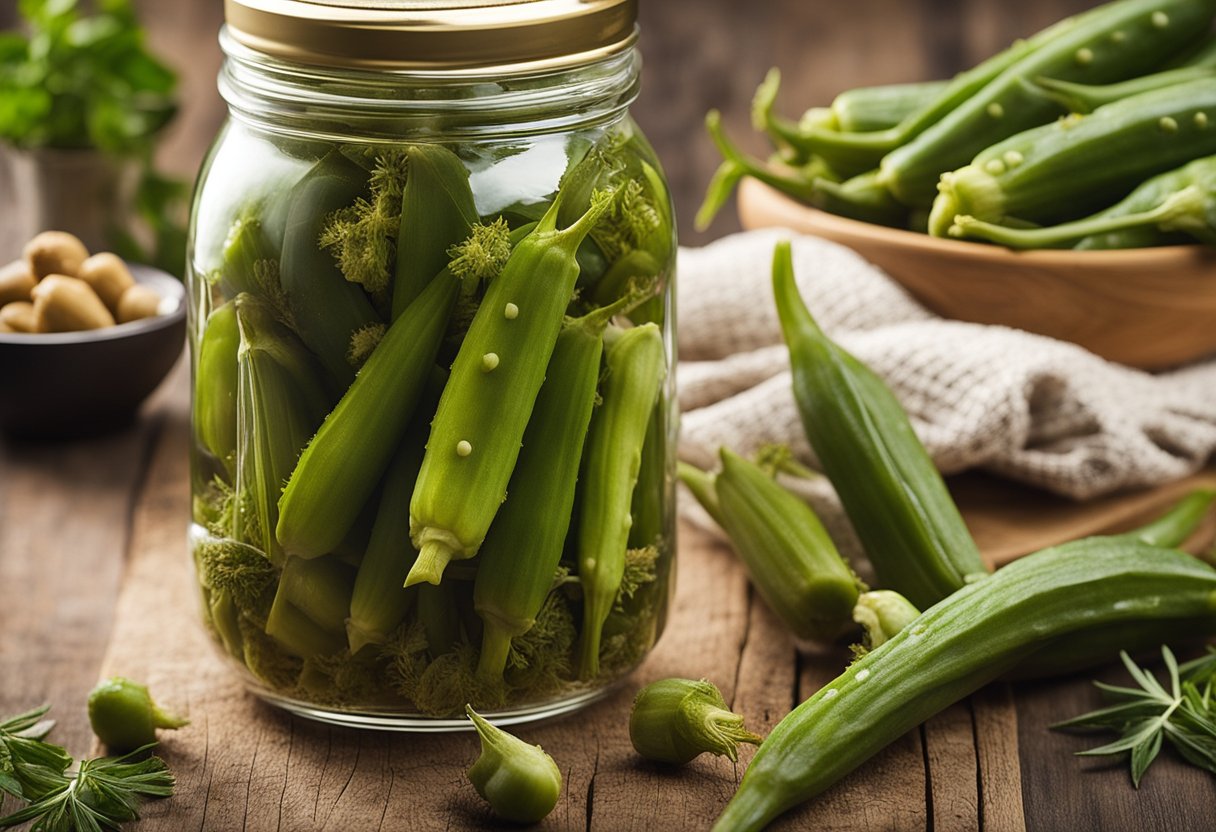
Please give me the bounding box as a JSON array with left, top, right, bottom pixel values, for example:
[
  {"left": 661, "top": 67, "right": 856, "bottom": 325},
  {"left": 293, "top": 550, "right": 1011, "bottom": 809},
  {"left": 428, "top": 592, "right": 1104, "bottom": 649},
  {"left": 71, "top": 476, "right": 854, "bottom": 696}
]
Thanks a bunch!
[{"left": 677, "top": 229, "right": 1216, "bottom": 550}]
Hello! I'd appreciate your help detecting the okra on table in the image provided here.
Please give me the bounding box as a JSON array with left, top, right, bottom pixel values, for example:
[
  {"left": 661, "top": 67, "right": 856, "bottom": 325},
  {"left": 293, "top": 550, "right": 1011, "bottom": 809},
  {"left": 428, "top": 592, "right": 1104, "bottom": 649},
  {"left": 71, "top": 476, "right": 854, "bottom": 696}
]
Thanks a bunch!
[
  {"left": 772, "top": 241, "right": 988, "bottom": 609},
  {"left": 713, "top": 537, "right": 1216, "bottom": 831}
]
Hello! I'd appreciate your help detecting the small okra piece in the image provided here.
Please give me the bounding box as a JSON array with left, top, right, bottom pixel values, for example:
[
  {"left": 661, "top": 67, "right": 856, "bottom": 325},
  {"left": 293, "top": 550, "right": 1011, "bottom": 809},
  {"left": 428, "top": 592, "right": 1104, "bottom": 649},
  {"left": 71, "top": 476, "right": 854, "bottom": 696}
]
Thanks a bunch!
[
  {"left": 714, "top": 447, "right": 863, "bottom": 642},
  {"left": 87, "top": 677, "right": 189, "bottom": 753},
  {"left": 77, "top": 252, "right": 136, "bottom": 315},
  {"left": 473, "top": 293, "right": 639, "bottom": 683},
  {"left": 24, "top": 230, "right": 88, "bottom": 281},
  {"left": 773, "top": 241, "right": 988, "bottom": 609},
  {"left": 630, "top": 678, "right": 762, "bottom": 765},
  {"left": 406, "top": 185, "right": 617, "bottom": 587},
  {"left": 466, "top": 705, "right": 562, "bottom": 824},
  {"left": 193, "top": 301, "right": 240, "bottom": 472},
  {"left": 391, "top": 144, "right": 479, "bottom": 318},
  {"left": 852, "top": 590, "right": 921, "bottom": 651},
  {"left": 0, "top": 260, "right": 36, "bottom": 305},
  {"left": 577, "top": 322, "right": 667, "bottom": 680},
  {"left": 279, "top": 150, "right": 382, "bottom": 388}
]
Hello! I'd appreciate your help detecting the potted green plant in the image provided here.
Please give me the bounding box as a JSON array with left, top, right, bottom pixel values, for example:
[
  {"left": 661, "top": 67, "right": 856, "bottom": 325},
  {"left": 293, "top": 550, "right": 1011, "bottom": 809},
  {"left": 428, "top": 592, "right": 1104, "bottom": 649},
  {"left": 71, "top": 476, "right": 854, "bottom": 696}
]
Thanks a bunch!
[{"left": 0, "top": 0, "right": 186, "bottom": 275}]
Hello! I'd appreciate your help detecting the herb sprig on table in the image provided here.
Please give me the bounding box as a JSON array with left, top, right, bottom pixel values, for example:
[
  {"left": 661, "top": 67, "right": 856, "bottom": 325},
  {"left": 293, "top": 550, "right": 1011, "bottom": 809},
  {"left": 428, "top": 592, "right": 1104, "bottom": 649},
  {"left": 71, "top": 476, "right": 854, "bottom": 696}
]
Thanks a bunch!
[
  {"left": 1055, "top": 646, "right": 1216, "bottom": 787},
  {"left": 0, "top": 704, "right": 173, "bottom": 831}
]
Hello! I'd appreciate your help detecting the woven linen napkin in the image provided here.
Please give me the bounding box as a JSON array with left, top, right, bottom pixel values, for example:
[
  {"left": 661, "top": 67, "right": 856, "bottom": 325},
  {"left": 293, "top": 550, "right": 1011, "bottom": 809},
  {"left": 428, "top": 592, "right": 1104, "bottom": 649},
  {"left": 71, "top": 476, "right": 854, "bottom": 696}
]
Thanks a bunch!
[{"left": 677, "top": 229, "right": 1216, "bottom": 544}]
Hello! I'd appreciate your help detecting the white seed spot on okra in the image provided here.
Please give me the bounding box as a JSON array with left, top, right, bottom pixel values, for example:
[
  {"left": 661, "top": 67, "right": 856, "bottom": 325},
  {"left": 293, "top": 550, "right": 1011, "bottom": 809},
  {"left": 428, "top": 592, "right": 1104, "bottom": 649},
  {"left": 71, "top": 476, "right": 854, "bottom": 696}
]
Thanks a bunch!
[
  {"left": 1159, "top": 116, "right": 1179, "bottom": 134},
  {"left": 855, "top": 669, "right": 871, "bottom": 682},
  {"left": 1151, "top": 10, "right": 1169, "bottom": 28},
  {"left": 823, "top": 688, "right": 839, "bottom": 700},
  {"left": 1003, "top": 150, "right": 1024, "bottom": 168},
  {"left": 986, "top": 102, "right": 1004, "bottom": 119},
  {"left": 456, "top": 440, "right": 473, "bottom": 457},
  {"left": 910, "top": 624, "right": 927, "bottom": 637},
  {"left": 504, "top": 302, "right": 519, "bottom": 320},
  {"left": 481, "top": 352, "right": 500, "bottom": 372},
  {"left": 1195, "top": 112, "right": 1210, "bottom": 129},
  {"left": 1074, "top": 47, "right": 1094, "bottom": 66},
  {"left": 984, "top": 159, "right": 1006, "bottom": 176}
]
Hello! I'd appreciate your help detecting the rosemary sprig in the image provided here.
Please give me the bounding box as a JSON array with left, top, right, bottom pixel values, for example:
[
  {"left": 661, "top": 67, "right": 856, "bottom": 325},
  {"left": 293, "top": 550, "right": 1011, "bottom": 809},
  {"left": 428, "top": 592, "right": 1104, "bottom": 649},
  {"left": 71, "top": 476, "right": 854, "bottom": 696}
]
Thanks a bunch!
[{"left": 1054, "top": 645, "right": 1216, "bottom": 787}]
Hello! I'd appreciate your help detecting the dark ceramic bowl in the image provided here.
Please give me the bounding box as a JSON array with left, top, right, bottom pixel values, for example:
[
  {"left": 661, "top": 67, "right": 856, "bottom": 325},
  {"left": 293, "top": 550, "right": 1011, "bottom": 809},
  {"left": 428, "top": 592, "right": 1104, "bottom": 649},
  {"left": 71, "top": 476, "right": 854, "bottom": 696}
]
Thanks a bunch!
[{"left": 0, "top": 265, "right": 186, "bottom": 438}]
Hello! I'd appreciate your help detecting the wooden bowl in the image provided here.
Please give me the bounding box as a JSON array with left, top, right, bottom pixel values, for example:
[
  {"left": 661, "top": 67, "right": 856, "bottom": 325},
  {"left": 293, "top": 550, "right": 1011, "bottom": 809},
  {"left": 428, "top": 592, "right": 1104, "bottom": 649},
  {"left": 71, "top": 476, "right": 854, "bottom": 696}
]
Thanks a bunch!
[
  {"left": 738, "top": 178, "right": 1216, "bottom": 370},
  {"left": 0, "top": 265, "right": 186, "bottom": 438}
]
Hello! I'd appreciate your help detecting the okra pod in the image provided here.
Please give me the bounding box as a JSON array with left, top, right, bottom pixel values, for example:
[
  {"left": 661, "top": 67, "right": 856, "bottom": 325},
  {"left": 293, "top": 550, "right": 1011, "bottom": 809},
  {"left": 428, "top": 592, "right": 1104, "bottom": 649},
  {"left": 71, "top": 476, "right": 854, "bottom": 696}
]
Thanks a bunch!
[
  {"left": 852, "top": 590, "right": 920, "bottom": 651},
  {"left": 391, "top": 144, "right": 479, "bottom": 318},
  {"left": 829, "top": 80, "right": 952, "bottom": 134},
  {"left": 279, "top": 150, "right": 382, "bottom": 387},
  {"left": 217, "top": 212, "right": 278, "bottom": 301},
  {"left": 193, "top": 301, "right": 239, "bottom": 472},
  {"left": 473, "top": 298, "right": 630, "bottom": 683},
  {"left": 630, "top": 678, "right": 763, "bottom": 765},
  {"left": 698, "top": 112, "right": 907, "bottom": 230},
  {"left": 932, "top": 82, "right": 1216, "bottom": 238},
  {"left": 276, "top": 242, "right": 465, "bottom": 559},
  {"left": 713, "top": 538, "right": 1216, "bottom": 831},
  {"left": 406, "top": 187, "right": 615, "bottom": 586},
  {"left": 772, "top": 241, "right": 988, "bottom": 608},
  {"left": 677, "top": 460, "right": 726, "bottom": 528},
  {"left": 344, "top": 373, "right": 445, "bottom": 654},
  {"left": 234, "top": 294, "right": 332, "bottom": 563},
  {"left": 577, "top": 322, "right": 667, "bottom": 680},
  {"left": 1036, "top": 65, "right": 1216, "bottom": 114},
  {"left": 713, "top": 448, "right": 862, "bottom": 642},
  {"left": 884, "top": 0, "right": 1216, "bottom": 206}
]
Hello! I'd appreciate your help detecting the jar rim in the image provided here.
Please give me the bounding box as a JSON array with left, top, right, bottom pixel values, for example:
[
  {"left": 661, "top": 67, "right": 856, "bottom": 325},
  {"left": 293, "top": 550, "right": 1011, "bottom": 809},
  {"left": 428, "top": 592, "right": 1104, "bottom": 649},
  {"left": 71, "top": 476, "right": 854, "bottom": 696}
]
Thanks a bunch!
[{"left": 224, "top": 0, "right": 638, "bottom": 73}]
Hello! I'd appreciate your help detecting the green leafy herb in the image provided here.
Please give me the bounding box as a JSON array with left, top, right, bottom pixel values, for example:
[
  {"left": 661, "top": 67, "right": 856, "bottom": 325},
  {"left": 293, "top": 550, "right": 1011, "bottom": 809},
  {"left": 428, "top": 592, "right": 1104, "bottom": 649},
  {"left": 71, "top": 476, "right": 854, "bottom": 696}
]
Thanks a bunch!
[
  {"left": 0, "top": 0, "right": 186, "bottom": 275},
  {"left": 0, "top": 706, "right": 69, "bottom": 803},
  {"left": 1055, "top": 646, "right": 1216, "bottom": 787},
  {"left": 0, "top": 746, "right": 174, "bottom": 832}
]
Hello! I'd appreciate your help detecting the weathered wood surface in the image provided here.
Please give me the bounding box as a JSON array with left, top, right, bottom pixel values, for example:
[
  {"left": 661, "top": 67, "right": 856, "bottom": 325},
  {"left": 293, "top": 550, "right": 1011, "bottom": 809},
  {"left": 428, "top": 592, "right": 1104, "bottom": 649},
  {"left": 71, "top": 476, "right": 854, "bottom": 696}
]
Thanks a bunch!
[{"left": 3, "top": 368, "right": 1213, "bottom": 831}]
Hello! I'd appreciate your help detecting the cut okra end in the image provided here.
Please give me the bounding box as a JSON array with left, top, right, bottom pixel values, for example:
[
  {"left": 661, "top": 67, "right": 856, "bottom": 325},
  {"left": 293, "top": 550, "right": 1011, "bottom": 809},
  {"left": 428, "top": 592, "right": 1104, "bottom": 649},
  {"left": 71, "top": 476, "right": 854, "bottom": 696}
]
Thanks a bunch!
[
  {"left": 630, "top": 678, "right": 763, "bottom": 765},
  {"left": 404, "top": 537, "right": 461, "bottom": 587},
  {"left": 466, "top": 705, "right": 562, "bottom": 824}
]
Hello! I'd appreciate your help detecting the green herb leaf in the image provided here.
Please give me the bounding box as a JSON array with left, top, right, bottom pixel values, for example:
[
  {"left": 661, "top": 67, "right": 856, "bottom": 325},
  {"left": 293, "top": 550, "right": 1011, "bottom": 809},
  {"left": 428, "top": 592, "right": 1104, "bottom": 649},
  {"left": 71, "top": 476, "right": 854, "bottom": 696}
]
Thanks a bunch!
[{"left": 1056, "top": 646, "right": 1216, "bottom": 787}]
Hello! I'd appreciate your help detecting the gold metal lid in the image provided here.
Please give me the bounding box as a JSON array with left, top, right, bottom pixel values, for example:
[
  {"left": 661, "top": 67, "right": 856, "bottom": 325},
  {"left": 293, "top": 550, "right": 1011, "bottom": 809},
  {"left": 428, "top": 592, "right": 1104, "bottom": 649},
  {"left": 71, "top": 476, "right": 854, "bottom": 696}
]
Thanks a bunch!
[{"left": 224, "top": 0, "right": 638, "bottom": 72}]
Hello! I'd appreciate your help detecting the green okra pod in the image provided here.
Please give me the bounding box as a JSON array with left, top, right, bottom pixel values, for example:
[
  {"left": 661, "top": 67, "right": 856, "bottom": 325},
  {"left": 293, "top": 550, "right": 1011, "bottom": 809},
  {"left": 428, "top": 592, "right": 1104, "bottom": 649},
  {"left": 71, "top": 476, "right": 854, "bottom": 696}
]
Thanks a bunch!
[
  {"left": 217, "top": 211, "right": 278, "bottom": 301},
  {"left": 193, "top": 301, "right": 239, "bottom": 473},
  {"left": 276, "top": 235, "right": 469, "bottom": 559},
  {"left": 279, "top": 150, "right": 382, "bottom": 387},
  {"left": 234, "top": 294, "right": 333, "bottom": 563},
  {"left": 406, "top": 187, "right": 616, "bottom": 587},
  {"left": 852, "top": 590, "right": 920, "bottom": 651},
  {"left": 1036, "top": 65, "right": 1216, "bottom": 114},
  {"left": 713, "top": 538, "right": 1216, "bottom": 831},
  {"left": 951, "top": 155, "right": 1216, "bottom": 249},
  {"left": 885, "top": 0, "right": 1216, "bottom": 207},
  {"left": 931, "top": 79, "right": 1216, "bottom": 236},
  {"left": 713, "top": 448, "right": 862, "bottom": 642},
  {"left": 678, "top": 460, "right": 726, "bottom": 528},
  {"left": 772, "top": 241, "right": 988, "bottom": 609},
  {"left": 828, "top": 79, "right": 952, "bottom": 134},
  {"left": 344, "top": 373, "right": 445, "bottom": 654},
  {"left": 266, "top": 555, "right": 355, "bottom": 658},
  {"left": 466, "top": 706, "right": 562, "bottom": 824},
  {"left": 698, "top": 112, "right": 907, "bottom": 230},
  {"left": 630, "top": 678, "right": 762, "bottom": 765},
  {"left": 577, "top": 322, "right": 668, "bottom": 680},
  {"left": 87, "top": 678, "right": 188, "bottom": 753},
  {"left": 392, "top": 144, "right": 479, "bottom": 318},
  {"left": 1115, "top": 488, "right": 1216, "bottom": 548},
  {"left": 473, "top": 297, "right": 633, "bottom": 683}
]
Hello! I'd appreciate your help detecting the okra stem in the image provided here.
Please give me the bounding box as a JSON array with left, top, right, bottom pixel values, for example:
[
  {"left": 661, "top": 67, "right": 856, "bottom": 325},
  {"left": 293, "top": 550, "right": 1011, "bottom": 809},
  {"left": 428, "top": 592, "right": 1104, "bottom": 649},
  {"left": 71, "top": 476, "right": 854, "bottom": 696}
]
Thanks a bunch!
[
  {"left": 1114, "top": 488, "right": 1216, "bottom": 548},
  {"left": 677, "top": 461, "right": 726, "bottom": 528}
]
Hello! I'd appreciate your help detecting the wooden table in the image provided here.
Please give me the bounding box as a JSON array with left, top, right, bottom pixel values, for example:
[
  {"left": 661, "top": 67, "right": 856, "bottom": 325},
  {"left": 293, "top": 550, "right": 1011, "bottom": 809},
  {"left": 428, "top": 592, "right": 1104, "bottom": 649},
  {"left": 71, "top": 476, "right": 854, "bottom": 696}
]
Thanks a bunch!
[{"left": 2, "top": 366, "right": 1214, "bottom": 831}]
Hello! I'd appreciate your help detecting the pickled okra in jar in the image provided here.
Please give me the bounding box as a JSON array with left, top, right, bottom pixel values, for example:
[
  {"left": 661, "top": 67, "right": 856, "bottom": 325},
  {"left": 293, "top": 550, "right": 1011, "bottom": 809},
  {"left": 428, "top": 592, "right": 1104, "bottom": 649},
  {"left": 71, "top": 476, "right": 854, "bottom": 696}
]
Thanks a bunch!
[{"left": 188, "top": 15, "right": 676, "bottom": 722}]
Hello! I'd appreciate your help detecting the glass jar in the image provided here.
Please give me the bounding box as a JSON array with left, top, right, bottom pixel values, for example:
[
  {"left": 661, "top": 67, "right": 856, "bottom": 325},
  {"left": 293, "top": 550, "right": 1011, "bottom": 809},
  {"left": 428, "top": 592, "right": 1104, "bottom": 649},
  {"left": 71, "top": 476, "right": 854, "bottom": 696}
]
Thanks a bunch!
[{"left": 187, "top": 0, "right": 676, "bottom": 730}]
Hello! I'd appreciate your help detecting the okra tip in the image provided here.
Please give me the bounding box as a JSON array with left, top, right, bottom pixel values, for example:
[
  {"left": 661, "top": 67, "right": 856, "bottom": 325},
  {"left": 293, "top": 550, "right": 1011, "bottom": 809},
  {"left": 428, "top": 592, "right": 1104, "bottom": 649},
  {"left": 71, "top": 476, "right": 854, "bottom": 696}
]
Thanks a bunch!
[
  {"left": 404, "top": 539, "right": 457, "bottom": 588},
  {"left": 770, "top": 240, "right": 822, "bottom": 342}
]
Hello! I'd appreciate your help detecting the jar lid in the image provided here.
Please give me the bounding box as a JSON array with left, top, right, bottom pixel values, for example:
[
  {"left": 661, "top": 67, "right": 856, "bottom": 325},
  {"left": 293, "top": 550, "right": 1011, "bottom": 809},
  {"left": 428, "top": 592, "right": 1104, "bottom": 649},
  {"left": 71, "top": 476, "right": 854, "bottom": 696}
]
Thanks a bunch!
[{"left": 224, "top": 0, "right": 638, "bottom": 72}]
